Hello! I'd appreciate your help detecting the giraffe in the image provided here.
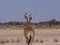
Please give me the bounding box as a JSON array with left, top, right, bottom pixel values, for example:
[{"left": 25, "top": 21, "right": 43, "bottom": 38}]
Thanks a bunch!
[{"left": 24, "top": 13, "right": 35, "bottom": 45}]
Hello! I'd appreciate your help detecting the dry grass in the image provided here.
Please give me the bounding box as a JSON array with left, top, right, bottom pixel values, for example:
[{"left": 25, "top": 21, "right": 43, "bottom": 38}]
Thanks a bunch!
[{"left": 0, "top": 27, "right": 60, "bottom": 30}]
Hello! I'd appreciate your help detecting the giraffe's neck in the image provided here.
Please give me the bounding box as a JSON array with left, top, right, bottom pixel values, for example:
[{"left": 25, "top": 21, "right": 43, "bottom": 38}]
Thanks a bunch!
[
  {"left": 25, "top": 17, "right": 31, "bottom": 29},
  {"left": 26, "top": 22, "right": 31, "bottom": 27}
]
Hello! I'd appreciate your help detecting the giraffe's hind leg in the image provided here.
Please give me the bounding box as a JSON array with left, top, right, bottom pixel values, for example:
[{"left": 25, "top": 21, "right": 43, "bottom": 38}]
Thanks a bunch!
[
  {"left": 28, "top": 31, "right": 34, "bottom": 45},
  {"left": 28, "top": 35, "right": 32, "bottom": 45}
]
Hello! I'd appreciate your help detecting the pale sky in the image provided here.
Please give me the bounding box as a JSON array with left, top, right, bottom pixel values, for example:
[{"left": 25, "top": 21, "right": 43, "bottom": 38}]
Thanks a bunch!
[{"left": 0, "top": 0, "right": 60, "bottom": 22}]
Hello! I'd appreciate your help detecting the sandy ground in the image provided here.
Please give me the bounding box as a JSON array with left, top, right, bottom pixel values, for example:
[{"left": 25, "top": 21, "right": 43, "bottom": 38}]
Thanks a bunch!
[{"left": 0, "top": 29, "right": 60, "bottom": 45}]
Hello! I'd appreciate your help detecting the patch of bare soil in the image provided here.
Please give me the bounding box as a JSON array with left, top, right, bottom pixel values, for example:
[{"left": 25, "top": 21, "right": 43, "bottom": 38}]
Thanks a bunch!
[{"left": 0, "top": 29, "right": 60, "bottom": 45}]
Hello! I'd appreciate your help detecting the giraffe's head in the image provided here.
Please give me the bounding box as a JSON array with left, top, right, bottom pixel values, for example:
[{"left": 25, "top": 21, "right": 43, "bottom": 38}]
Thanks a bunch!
[
  {"left": 24, "top": 13, "right": 32, "bottom": 23},
  {"left": 24, "top": 13, "right": 32, "bottom": 26}
]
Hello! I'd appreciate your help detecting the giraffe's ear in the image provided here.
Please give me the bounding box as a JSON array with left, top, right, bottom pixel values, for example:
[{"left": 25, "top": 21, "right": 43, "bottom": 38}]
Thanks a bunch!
[
  {"left": 29, "top": 14, "right": 32, "bottom": 20},
  {"left": 24, "top": 15, "right": 27, "bottom": 19},
  {"left": 24, "top": 13, "right": 28, "bottom": 19}
]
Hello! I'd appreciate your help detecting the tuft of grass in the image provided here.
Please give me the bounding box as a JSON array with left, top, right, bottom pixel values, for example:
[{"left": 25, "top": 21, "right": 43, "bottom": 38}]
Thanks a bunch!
[
  {"left": 16, "top": 38, "right": 20, "bottom": 43},
  {"left": 40, "top": 39, "right": 44, "bottom": 43},
  {"left": 11, "top": 39, "right": 15, "bottom": 42},
  {"left": 34, "top": 39, "right": 39, "bottom": 42},
  {"left": 53, "top": 39, "right": 59, "bottom": 42},
  {"left": 0, "top": 39, "right": 5, "bottom": 44},
  {"left": 5, "top": 39, "right": 9, "bottom": 43}
]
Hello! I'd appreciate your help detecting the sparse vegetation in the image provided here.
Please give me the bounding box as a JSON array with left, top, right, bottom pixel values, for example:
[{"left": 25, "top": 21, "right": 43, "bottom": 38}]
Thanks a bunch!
[{"left": 0, "top": 38, "right": 21, "bottom": 44}]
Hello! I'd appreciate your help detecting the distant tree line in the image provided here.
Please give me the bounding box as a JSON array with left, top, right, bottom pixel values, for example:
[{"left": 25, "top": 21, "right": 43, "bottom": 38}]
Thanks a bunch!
[
  {"left": 38, "top": 19, "right": 60, "bottom": 26},
  {"left": 0, "top": 19, "right": 60, "bottom": 28}
]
